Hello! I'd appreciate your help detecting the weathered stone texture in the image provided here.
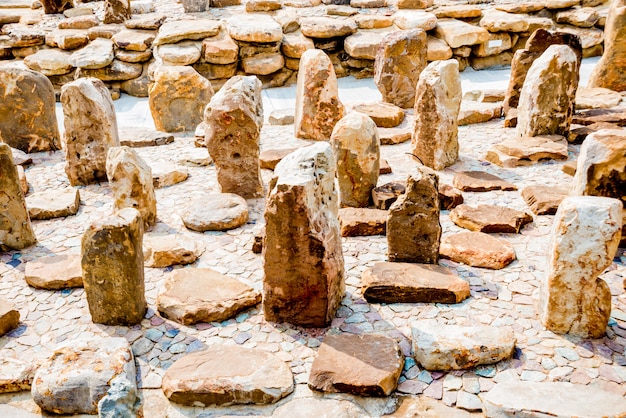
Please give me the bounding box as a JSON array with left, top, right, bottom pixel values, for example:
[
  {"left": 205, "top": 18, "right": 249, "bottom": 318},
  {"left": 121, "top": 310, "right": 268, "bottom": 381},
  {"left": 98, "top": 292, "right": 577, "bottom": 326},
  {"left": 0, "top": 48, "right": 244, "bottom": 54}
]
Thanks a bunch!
[
  {"left": 41, "top": 0, "right": 74, "bottom": 14},
  {"left": 181, "top": 193, "right": 248, "bottom": 232},
  {"left": 587, "top": 0, "right": 626, "bottom": 92},
  {"left": 104, "top": 0, "right": 131, "bottom": 24},
  {"left": 440, "top": 231, "right": 516, "bottom": 270},
  {"left": 24, "top": 254, "right": 83, "bottom": 289},
  {"left": 26, "top": 188, "right": 80, "bottom": 220},
  {"left": 143, "top": 234, "right": 204, "bottom": 268}
]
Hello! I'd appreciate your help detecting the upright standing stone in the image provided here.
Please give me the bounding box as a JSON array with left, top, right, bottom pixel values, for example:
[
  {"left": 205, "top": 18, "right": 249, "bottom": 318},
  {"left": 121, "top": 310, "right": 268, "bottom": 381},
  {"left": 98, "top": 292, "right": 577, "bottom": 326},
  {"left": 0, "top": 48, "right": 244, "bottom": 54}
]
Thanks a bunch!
[
  {"left": 387, "top": 166, "right": 441, "bottom": 263},
  {"left": 104, "top": 0, "right": 130, "bottom": 24},
  {"left": 61, "top": 78, "right": 120, "bottom": 186},
  {"left": 0, "top": 143, "right": 36, "bottom": 251},
  {"left": 539, "top": 196, "right": 622, "bottom": 338},
  {"left": 587, "top": 0, "right": 626, "bottom": 92},
  {"left": 81, "top": 208, "right": 146, "bottom": 325},
  {"left": 41, "top": 0, "right": 74, "bottom": 14},
  {"left": 330, "top": 111, "right": 380, "bottom": 208},
  {"left": 204, "top": 76, "right": 264, "bottom": 199},
  {"left": 294, "top": 50, "right": 344, "bottom": 141},
  {"left": 0, "top": 67, "right": 60, "bottom": 153},
  {"left": 374, "top": 29, "right": 427, "bottom": 109},
  {"left": 263, "top": 143, "right": 345, "bottom": 327},
  {"left": 517, "top": 45, "right": 579, "bottom": 138},
  {"left": 411, "top": 59, "right": 462, "bottom": 170},
  {"left": 106, "top": 146, "right": 157, "bottom": 230}
]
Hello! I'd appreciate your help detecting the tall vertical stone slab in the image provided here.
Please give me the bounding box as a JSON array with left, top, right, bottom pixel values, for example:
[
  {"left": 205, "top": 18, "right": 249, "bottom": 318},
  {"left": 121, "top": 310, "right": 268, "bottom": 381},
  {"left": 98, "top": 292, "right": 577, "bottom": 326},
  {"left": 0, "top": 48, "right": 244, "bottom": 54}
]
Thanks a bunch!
[
  {"left": 61, "top": 78, "right": 120, "bottom": 186},
  {"left": 41, "top": 0, "right": 74, "bottom": 14},
  {"left": 263, "top": 143, "right": 345, "bottom": 327},
  {"left": 588, "top": 0, "right": 626, "bottom": 92},
  {"left": 330, "top": 111, "right": 380, "bottom": 208},
  {"left": 0, "top": 143, "right": 36, "bottom": 251},
  {"left": 106, "top": 146, "right": 157, "bottom": 230},
  {"left": 387, "top": 166, "right": 441, "bottom": 263},
  {"left": 517, "top": 45, "right": 579, "bottom": 138},
  {"left": 374, "top": 29, "right": 427, "bottom": 109},
  {"left": 81, "top": 208, "right": 146, "bottom": 325},
  {"left": 0, "top": 67, "right": 60, "bottom": 153},
  {"left": 204, "top": 76, "right": 263, "bottom": 199},
  {"left": 411, "top": 59, "right": 461, "bottom": 170},
  {"left": 149, "top": 65, "right": 214, "bottom": 133},
  {"left": 294, "top": 50, "right": 344, "bottom": 141},
  {"left": 104, "top": 0, "right": 130, "bottom": 24},
  {"left": 538, "top": 196, "right": 622, "bottom": 338}
]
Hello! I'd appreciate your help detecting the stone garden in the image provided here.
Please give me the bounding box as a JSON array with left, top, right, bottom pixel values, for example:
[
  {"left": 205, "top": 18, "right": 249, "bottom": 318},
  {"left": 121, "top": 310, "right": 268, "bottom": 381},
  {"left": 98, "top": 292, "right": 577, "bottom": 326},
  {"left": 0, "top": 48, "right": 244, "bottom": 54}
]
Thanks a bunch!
[{"left": 0, "top": 0, "right": 625, "bottom": 416}]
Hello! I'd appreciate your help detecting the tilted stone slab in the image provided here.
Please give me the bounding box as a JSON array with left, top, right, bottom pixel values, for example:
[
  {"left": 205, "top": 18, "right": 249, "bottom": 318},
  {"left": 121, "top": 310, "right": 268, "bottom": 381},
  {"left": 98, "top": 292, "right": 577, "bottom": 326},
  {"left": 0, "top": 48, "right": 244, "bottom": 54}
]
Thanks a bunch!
[
  {"left": 26, "top": 188, "right": 80, "bottom": 220},
  {"left": 521, "top": 185, "right": 569, "bottom": 215},
  {"left": 24, "top": 253, "right": 83, "bottom": 289},
  {"left": 486, "top": 135, "right": 569, "bottom": 167},
  {"left": 273, "top": 397, "right": 367, "bottom": 418},
  {"left": 452, "top": 171, "right": 517, "bottom": 192},
  {"left": 352, "top": 102, "right": 405, "bottom": 128},
  {"left": 69, "top": 38, "right": 115, "bottom": 69},
  {"left": 150, "top": 162, "right": 188, "bottom": 188},
  {"left": 143, "top": 234, "right": 204, "bottom": 268},
  {"left": 450, "top": 204, "right": 533, "bottom": 233},
  {"left": 440, "top": 231, "right": 516, "bottom": 270},
  {"left": 434, "top": 19, "right": 489, "bottom": 49},
  {"left": 181, "top": 193, "right": 248, "bottom": 232}
]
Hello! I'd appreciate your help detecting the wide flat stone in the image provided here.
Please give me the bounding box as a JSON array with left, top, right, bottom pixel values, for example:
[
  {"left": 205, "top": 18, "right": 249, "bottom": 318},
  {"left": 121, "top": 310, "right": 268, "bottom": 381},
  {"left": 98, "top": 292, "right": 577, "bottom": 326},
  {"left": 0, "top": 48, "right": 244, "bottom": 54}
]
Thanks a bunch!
[
  {"left": 260, "top": 148, "right": 298, "bottom": 170},
  {"left": 0, "top": 357, "right": 37, "bottom": 393},
  {"left": 0, "top": 300, "right": 19, "bottom": 337},
  {"left": 150, "top": 162, "right": 189, "bottom": 188},
  {"left": 23, "top": 48, "right": 73, "bottom": 76},
  {"left": 393, "top": 10, "right": 438, "bottom": 30},
  {"left": 268, "top": 109, "right": 295, "bottom": 125},
  {"left": 124, "top": 13, "right": 167, "bottom": 30},
  {"left": 24, "top": 253, "right": 83, "bottom": 289},
  {"left": 480, "top": 9, "right": 531, "bottom": 32},
  {"left": 362, "top": 262, "right": 470, "bottom": 303},
  {"left": 181, "top": 193, "right": 248, "bottom": 232},
  {"left": 299, "top": 16, "right": 358, "bottom": 38},
  {"left": 162, "top": 346, "right": 293, "bottom": 406},
  {"left": 308, "top": 334, "right": 404, "bottom": 396},
  {"left": 483, "top": 381, "right": 626, "bottom": 418},
  {"left": 0, "top": 405, "right": 40, "bottom": 418},
  {"left": 434, "top": 18, "right": 490, "bottom": 48},
  {"left": 388, "top": 396, "right": 473, "bottom": 417},
  {"left": 352, "top": 102, "right": 405, "bottom": 128},
  {"left": 379, "top": 126, "right": 412, "bottom": 145},
  {"left": 486, "top": 135, "right": 569, "bottom": 167},
  {"left": 521, "top": 185, "right": 569, "bottom": 215},
  {"left": 572, "top": 108, "right": 626, "bottom": 126},
  {"left": 412, "top": 320, "right": 516, "bottom": 371},
  {"left": 450, "top": 204, "right": 533, "bottom": 233},
  {"left": 143, "top": 234, "right": 204, "bottom": 268},
  {"left": 440, "top": 231, "right": 516, "bottom": 269},
  {"left": 575, "top": 87, "right": 623, "bottom": 110},
  {"left": 228, "top": 14, "right": 282, "bottom": 43},
  {"left": 157, "top": 268, "right": 260, "bottom": 325},
  {"left": 458, "top": 101, "right": 502, "bottom": 126},
  {"left": 69, "top": 38, "right": 114, "bottom": 69},
  {"left": 452, "top": 171, "right": 517, "bottom": 192},
  {"left": 112, "top": 29, "right": 155, "bottom": 52},
  {"left": 25, "top": 188, "right": 80, "bottom": 220},
  {"left": 153, "top": 19, "right": 221, "bottom": 45},
  {"left": 119, "top": 127, "right": 174, "bottom": 147},
  {"left": 338, "top": 208, "right": 387, "bottom": 237}
]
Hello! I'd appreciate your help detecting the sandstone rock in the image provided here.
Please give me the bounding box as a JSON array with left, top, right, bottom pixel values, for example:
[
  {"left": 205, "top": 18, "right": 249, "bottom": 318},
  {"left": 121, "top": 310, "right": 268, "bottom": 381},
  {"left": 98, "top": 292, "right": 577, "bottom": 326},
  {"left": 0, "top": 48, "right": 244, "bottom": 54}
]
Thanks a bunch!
[
  {"left": 379, "top": 159, "right": 392, "bottom": 174},
  {"left": 61, "top": 78, "right": 119, "bottom": 186},
  {"left": 181, "top": 0, "right": 207, "bottom": 12},
  {"left": 112, "top": 29, "right": 154, "bottom": 52},
  {"left": 193, "top": 61, "right": 237, "bottom": 80},
  {"left": 81, "top": 208, "right": 146, "bottom": 325},
  {"left": 0, "top": 143, "right": 36, "bottom": 251},
  {"left": 434, "top": 19, "right": 490, "bottom": 49},
  {"left": 480, "top": 10, "right": 530, "bottom": 32},
  {"left": 299, "top": 16, "right": 357, "bottom": 38},
  {"left": 24, "top": 253, "right": 83, "bottom": 289},
  {"left": 522, "top": 185, "right": 569, "bottom": 215},
  {"left": 457, "top": 101, "right": 502, "bottom": 125},
  {"left": 426, "top": 35, "right": 453, "bottom": 61},
  {"left": 80, "top": 59, "right": 142, "bottom": 81},
  {"left": 143, "top": 234, "right": 203, "bottom": 268},
  {"left": 452, "top": 171, "right": 517, "bottom": 192},
  {"left": 104, "top": 0, "right": 130, "bottom": 24},
  {"left": 393, "top": 11, "right": 438, "bottom": 31},
  {"left": 26, "top": 188, "right": 80, "bottom": 220},
  {"left": 379, "top": 126, "right": 413, "bottom": 145},
  {"left": 556, "top": 7, "right": 600, "bottom": 27},
  {"left": 450, "top": 204, "right": 533, "bottom": 233},
  {"left": 181, "top": 193, "right": 248, "bottom": 232},
  {"left": 433, "top": 4, "right": 482, "bottom": 18},
  {"left": 0, "top": 357, "right": 36, "bottom": 393},
  {"left": 352, "top": 102, "right": 404, "bottom": 128},
  {"left": 153, "top": 19, "right": 221, "bottom": 46},
  {"left": 309, "top": 334, "right": 403, "bottom": 396},
  {"left": 4, "top": 25, "right": 45, "bottom": 48},
  {"left": 389, "top": 396, "right": 473, "bottom": 418},
  {"left": 0, "top": 300, "right": 20, "bottom": 337},
  {"left": 156, "top": 40, "right": 201, "bottom": 66},
  {"left": 295, "top": 49, "right": 344, "bottom": 141},
  {"left": 124, "top": 13, "right": 166, "bottom": 30},
  {"left": 202, "top": 32, "right": 238, "bottom": 64},
  {"left": 150, "top": 163, "right": 188, "bottom": 188},
  {"left": 41, "top": 0, "right": 73, "bottom": 14},
  {"left": 345, "top": 29, "right": 391, "bottom": 60},
  {"left": 588, "top": 0, "right": 626, "bottom": 92},
  {"left": 439, "top": 183, "right": 464, "bottom": 210},
  {"left": 246, "top": 0, "right": 281, "bottom": 11},
  {"left": 355, "top": 14, "right": 392, "bottom": 29},
  {"left": 149, "top": 65, "right": 214, "bottom": 132},
  {"left": 281, "top": 31, "right": 314, "bottom": 59},
  {"left": 24, "top": 48, "right": 73, "bottom": 75},
  {"left": 362, "top": 262, "right": 470, "bottom": 303},
  {"left": 32, "top": 337, "right": 136, "bottom": 415},
  {"left": 273, "top": 397, "right": 367, "bottom": 418},
  {"left": 440, "top": 231, "right": 516, "bottom": 269},
  {"left": 331, "top": 111, "right": 380, "bottom": 207},
  {"left": 263, "top": 143, "right": 344, "bottom": 327},
  {"left": 412, "top": 321, "right": 516, "bottom": 371},
  {"left": 260, "top": 148, "right": 298, "bottom": 170},
  {"left": 69, "top": 38, "right": 114, "bottom": 69},
  {"left": 17, "top": 166, "right": 28, "bottom": 196},
  {"left": 241, "top": 52, "right": 284, "bottom": 75},
  {"left": 61, "top": 15, "right": 100, "bottom": 30},
  {"left": 576, "top": 87, "right": 622, "bottom": 110},
  {"left": 562, "top": 159, "right": 577, "bottom": 176},
  {"left": 228, "top": 14, "right": 282, "bottom": 43},
  {"left": 45, "top": 29, "right": 89, "bottom": 50},
  {"left": 372, "top": 181, "right": 406, "bottom": 210},
  {"left": 411, "top": 59, "right": 462, "bottom": 170},
  {"left": 486, "top": 135, "right": 570, "bottom": 167},
  {"left": 496, "top": 2, "right": 545, "bottom": 13},
  {"left": 338, "top": 207, "right": 386, "bottom": 236},
  {"left": 119, "top": 127, "right": 174, "bottom": 147},
  {"left": 0, "top": 67, "right": 60, "bottom": 153},
  {"left": 387, "top": 166, "right": 441, "bottom": 263},
  {"left": 10, "top": 148, "right": 32, "bottom": 166},
  {"left": 374, "top": 29, "right": 427, "bottom": 109},
  {"left": 162, "top": 346, "right": 293, "bottom": 406},
  {"left": 555, "top": 24, "right": 604, "bottom": 49},
  {"left": 572, "top": 108, "right": 626, "bottom": 126}
]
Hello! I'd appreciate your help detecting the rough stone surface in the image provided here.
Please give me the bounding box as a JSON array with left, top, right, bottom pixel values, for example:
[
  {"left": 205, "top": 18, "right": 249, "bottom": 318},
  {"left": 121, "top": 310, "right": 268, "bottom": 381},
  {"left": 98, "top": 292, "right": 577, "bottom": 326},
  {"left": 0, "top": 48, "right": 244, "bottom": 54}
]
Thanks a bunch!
[
  {"left": 452, "top": 171, "right": 517, "bottom": 192},
  {"left": 575, "top": 87, "right": 623, "bottom": 110},
  {"left": 440, "top": 231, "right": 516, "bottom": 270},
  {"left": 228, "top": 14, "right": 282, "bottom": 43},
  {"left": 157, "top": 268, "right": 261, "bottom": 325},
  {"left": 153, "top": 19, "right": 221, "bottom": 46},
  {"left": 23, "top": 49, "right": 73, "bottom": 76},
  {"left": 70, "top": 38, "right": 115, "bottom": 69},
  {"left": 393, "top": 11, "right": 438, "bottom": 31},
  {"left": 0, "top": 300, "right": 20, "bottom": 337},
  {"left": 181, "top": 193, "right": 248, "bottom": 232},
  {"left": 299, "top": 16, "right": 357, "bottom": 39},
  {"left": 24, "top": 253, "right": 83, "bottom": 289},
  {"left": 104, "top": 0, "right": 130, "bottom": 24},
  {"left": 143, "top": 234, "right": 203, "bottom": 268},
  {"left": 162, "top": 346, "right": 293, "bottom": 406},
  {"left": 273, "top": 397, "right": 366, "bottom": 418},
  {"left": 372, "top": 181, "right": 406, "bottom": 210},
  {"left": 434, "top": 19, "right": 490, "bottom": 49},
  {"left": 362, "top": 262, "right": 470, "bottom": 303},
  {"left": 0, "top": 357, "right": 36, "bottom": 394},
  {"left": 260, "top": 148, "right": 298, "bottom": 170},
  {"left": 587, "top": 0, "right": 626, "bottom": 92},
  {"left": 486, "top": 135, "right": 569, "bottom": 167},
  {"left": 457, "top": 101, "right": 502, "bottom": 126},
  {"left": 81, "top": 208, "right": 146, "bottom": 325},
  {"left": 263, "top": 143, "right": 344, "bottom": 327},
  {"left": 439, "top": 183, "right": 464, "bottom": 210},
  {"left": 352, "top": 102, "right": 405, "bottom": 128},
  {"left": 539, "top": 196, "right": 622, "bottom": 338},
  {"left": 338, "top": 208, "right": 386, "bottom": 237},
  {"left": 119, "top": 128, "right": 174, "bottom": 148},
  {"left": 26, "top": 188, "right": 80, "bottom": 220},
  {"left": 521, "top": 185, "right": 569, "bottom": 215},
  {"left": 450, "top": 204, "right": 533, "bottom": 233},
  {"left": 41, "top": 0, "right": 73, "bottom": 14}
]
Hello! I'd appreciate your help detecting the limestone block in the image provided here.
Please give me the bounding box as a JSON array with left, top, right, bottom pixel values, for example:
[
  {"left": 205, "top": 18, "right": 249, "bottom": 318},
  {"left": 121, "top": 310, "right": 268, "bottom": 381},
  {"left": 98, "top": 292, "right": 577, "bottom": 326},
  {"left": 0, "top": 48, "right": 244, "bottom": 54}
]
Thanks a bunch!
[
  {"left": 588, "top": 0, "right": 626, "bottom": 92},
  {"left": 104, "top": 0, "right": 130, "bottom": 24},
  {"left": 393, "top": 11, "right": 438, "bottom": 31},
  {"left": 112, "top": 29, "right": 154, "bottom": 52},
  {"left": 0, "top": 300, "right": 20, "bottom": 337},
  {"left": 263, "top": 143, "right": 345, "bottom": 327},
  {"left": 299, "top": 16, "right": 357, "bottom": 38},
  {"left": 24, "top": 49, "right": 73, "bottom": 76},
  {"left": 202, "top": 32, "right": 238, "bottom": 64},
  {"left": 61, "top": 78, "right": 120, "bottom": 186},
  {"left": 228, "top": 14, "right": 282, "bottom": 43},
  {"left": 241, "top": 52, "right": 284, "bottom": 75},
  {"left": 434, "top": 19, "right": 490, "bottom": 49},
  {"left": 81, "top": 208, "right": 146, "bottom": 325},
  {"left": 156, "top": 41, "right": 202, "bottom": 66},
  {"left": 69, "top": 38, "right": 114, "bottom": 69},
  {"left": 479, "top": 10, "right": 530, "bottom": 32}
]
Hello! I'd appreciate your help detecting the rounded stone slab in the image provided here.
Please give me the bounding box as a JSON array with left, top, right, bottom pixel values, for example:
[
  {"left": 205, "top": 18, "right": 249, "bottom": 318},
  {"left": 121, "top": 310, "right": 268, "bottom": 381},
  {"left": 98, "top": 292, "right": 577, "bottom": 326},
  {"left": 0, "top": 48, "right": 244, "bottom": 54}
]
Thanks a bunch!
[
  {"left": 153, "top": 19, "right": 222, "bottom": 46},
  {"left": 24, "top": 253, "right": 83, "bottom": 289},
  {"left": 439, "top": 231, "right": 516, "bottom": 270},
  {"left": 23, "top": 49, "right": 73, "bottom": 76},
  {"left": 450, "top": 204, "right": 533, "bottom": 234},
  {"left": 227, "top": 14, "right": 282, "bottom": 43},
  {"left": 181, "top": 193, "right": 248, "bottom": 232},
  {"left": 162, "top": 345, "right": 294, "bottom": 406},
  {"left": 69, "top": 38, "right": 115, "bottom": 69},
  {"left": 157, "top": 268, "right": 260, "bottom": 324},
  {"left": 143, "top": 234, "right": 204, "bottom": 268},
  {"left": 272, "top": 397, "right": 367, "bottom": 418},
  {"left": 299, "top": 16, "right": 358, "bottom": 39},
  {"left": 352, "top": 102, "right": 405, "bottom": 128},
  {"left": 25, "top": 188, "right": 80, "bottom": 220}
]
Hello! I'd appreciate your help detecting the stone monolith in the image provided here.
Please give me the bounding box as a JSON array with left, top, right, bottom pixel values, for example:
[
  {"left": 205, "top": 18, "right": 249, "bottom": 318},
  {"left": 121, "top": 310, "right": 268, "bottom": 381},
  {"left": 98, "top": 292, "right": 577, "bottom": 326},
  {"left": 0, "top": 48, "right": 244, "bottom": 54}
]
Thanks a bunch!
[{"left": 587, "top": 0, "right": 626, "bottom": 92}]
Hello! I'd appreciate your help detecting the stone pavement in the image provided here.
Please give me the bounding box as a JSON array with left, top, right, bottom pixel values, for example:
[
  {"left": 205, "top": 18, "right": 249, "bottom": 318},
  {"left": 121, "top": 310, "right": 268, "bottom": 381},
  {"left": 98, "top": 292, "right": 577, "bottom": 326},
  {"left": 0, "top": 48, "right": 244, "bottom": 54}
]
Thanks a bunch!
[{"left": 1, "top": 58, "right": 625, "bottom": 417}]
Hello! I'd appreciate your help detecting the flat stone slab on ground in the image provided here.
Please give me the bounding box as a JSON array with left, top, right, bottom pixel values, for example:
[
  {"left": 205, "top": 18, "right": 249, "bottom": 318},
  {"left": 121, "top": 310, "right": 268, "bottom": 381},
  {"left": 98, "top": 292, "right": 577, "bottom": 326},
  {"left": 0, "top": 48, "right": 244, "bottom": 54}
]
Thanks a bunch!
[
  {"left": 388, "top": 396, "right": 473, "bottom": 417},
  {"left": 157, "top": 268, "right": 260, "bottom": 325},
  {"left": 268, "top": 109, "right": 295, "bottom": 125},
  {"left": 486, "top": 135, "right": 569, "bottom": 167},
  {"left": 439, "top": 183, "right": 464, "bottom": 210},
  {"left": 452, "top": 171, "right": 517, "bottom": 192},
  {"left": 412, "top": 320, "right": 516, "bottom": 371},
  {"left": 150, "top": 162, "right": 189, "bottom": 188},
  {"left": 119, "top": 127, "right": 174, "bottom": 147},
  {"left": 521, "top": 185, "right": 569, "bottom": 215},
  {"left": 575, "top": 87, "right": 623, "bottom": 110},
  {"left": 162, "top": 345, "right": 293, "bottom": 406},
  {"left": 440, "top": 231, "right": 516, "bottom": 269},
  {"left": 338, "top": 207, "right": 387, "bottom": 237},
  {"left": 0, "top": 357, "right": 37, "bottom": 393},
  {"left": 181, "top": 193, "right": 248, "bottom": 231},
  {"left": 568, "top": 122, "right": 622, "bottom": 144},
  {"left": 362, "top": 262, "right": 470, "bottom": 303},
  {"left": 351, "top": 102, "right": 405, "bottom": 128},
  {"left": 25, "top": 188, "right": 80, "bottom": 220},
  {"left": 259, "top": 148, "right": 298, "bottom": 170},
  {"left": 143, "top": 234, "right": 204, "bottom": 268},
  {"left": 10, "top": 147, "right": 32, "bottom": 166},
  {"left": 0, "top": 299, "right": 19, "bottom": 337},
  {"left": 450, "top": 204, "right": 533, "bottom": 233},
  {"left": 308, "top": 333, "right": 404, "bottom": 396},
  {"left": 572, "top": 108, "right": 626, "bottom": 126},
  {"left": 24, "top": 253, "right": 83, "bottom": 289},
  {"left": 457, "top": 101, "right": 502, "bottom": 126}
]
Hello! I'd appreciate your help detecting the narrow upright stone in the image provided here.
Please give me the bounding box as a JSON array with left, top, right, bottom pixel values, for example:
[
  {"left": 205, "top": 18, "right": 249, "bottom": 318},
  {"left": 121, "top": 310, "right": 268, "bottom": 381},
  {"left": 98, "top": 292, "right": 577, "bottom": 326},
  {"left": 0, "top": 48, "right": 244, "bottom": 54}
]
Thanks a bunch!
[
  {"left": 330, "top": 111, "right": 380, "bottom": 208},
  {"left": 587, "top": 0, "right": 626, "bottom": 92},
  {"left": 106, "top": 146, "right": 157, "bottom": 230},
  {"left": 41, "top": 0, "right": 74, "bottom": 14},
  {"left": 517, "top": 45, "right": 579, "bottom": 138},
  {"left": 263, "top": 143, "right": 345, "bottom": 327},
  {"left": 61, "top": 78, "right": 120, "bottom": 186},
  {"left": 104, "top": 0, "right": 130, "bottom": 24},
  {"left": 204, "top": 76, "right": 263, "bottom": 198},
  {"left": 294, "top": 50, "right": 344, "bottom": 141},
  {"left": 374, "top": 29, "right": 427, "bottom": 109},
  {"left": 411, "top": 60, "right": 462, "bottom": 170},
  {"left": 81, "top": 208, "right": 146, "bottom": 325},
  {"left": 387, "top": 166, "right": 441, "bottom": 264},
  {"left": 539, "top": 196, "right": 622, "bottom": 338},
  {"left": 0, "top": 143, "right": 36, "bottom": 251}
]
